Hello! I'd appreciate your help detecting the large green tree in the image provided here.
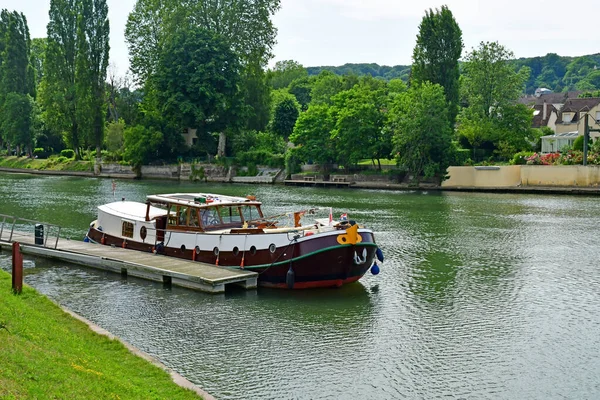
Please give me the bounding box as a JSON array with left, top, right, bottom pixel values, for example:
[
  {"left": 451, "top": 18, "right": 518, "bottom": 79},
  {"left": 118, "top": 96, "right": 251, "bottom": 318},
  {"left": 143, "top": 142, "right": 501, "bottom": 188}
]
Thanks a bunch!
[
  {"left": 388, "top": 82, "right": 453, "bottom": 182},
  {"left": 270, "top": 90, "right": 300, "bottom": 140},
  {"left": 411, "top": 5, "right": 463, "bottom": 124},
  {"left": 457, "top": 41, "right": 530, "bottom": 159},
  {"left": 77, "top": 0, "right": 110, "bottom": 157},
  {"left": 0, "top": 10, "right": 35, "bottom": 153},
  {"left": 42, "top": 0, "right": 81, "bottom": 156},
  {"left": 289, "top": 104, "right": 335, "bottom": 172},
  {"left": 125, "top": 0, "right": 280, "bottom": 82},
  {"left": 330, "top": 80, "right": 389, "bottom": 168},
  {"left": 42, "top": 0, "right": 110, "bottom": 159},
  {"left": 152, "top": 27, "right": 243, "bottom": 156}
]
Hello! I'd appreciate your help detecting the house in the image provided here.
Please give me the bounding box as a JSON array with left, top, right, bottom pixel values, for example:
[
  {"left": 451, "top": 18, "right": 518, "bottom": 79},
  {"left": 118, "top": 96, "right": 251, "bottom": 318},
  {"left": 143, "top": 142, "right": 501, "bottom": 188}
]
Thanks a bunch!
[
  {"left": 540, "top": 98, "right": 600, "bottom": 153},
  {"left": 531, "top": 101, "right": 559, "bottom": 131}
]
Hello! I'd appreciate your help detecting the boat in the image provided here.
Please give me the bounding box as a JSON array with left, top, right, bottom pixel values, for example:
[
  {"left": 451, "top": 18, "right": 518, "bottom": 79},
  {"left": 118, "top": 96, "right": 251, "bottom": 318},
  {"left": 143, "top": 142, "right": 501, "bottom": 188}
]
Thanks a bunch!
[{"left": 86, "top": 193, "right": 382, "bottom": 289}]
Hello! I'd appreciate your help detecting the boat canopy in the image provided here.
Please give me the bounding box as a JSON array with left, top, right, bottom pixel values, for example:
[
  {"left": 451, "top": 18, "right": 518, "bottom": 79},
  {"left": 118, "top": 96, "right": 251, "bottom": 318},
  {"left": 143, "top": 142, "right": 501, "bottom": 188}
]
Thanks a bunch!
[
  {"left": 147, "top": 193, "right": 260, "bottom": 208},
  {"left": 99, "top": 201, "right": 167, "bottom": 222}
]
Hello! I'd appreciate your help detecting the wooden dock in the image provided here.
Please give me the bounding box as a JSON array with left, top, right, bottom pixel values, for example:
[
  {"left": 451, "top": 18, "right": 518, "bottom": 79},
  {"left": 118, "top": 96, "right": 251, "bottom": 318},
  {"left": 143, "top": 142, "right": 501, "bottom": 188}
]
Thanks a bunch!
[{"left": 0, "top": 220, "right": 257, "bottom": 294}]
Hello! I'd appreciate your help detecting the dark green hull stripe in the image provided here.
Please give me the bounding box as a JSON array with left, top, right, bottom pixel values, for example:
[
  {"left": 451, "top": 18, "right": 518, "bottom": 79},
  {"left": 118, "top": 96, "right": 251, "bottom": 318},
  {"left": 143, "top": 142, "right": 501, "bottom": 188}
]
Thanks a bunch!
[{"left": 242, "top": 242, "right": 379, "bottom": 270}]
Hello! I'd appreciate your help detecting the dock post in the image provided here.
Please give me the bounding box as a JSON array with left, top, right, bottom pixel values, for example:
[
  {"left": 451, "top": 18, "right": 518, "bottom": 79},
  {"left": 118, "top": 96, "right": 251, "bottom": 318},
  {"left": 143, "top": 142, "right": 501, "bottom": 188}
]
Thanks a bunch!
[{"left": 12, "top": 242, "right": 23, "bottom": 294}]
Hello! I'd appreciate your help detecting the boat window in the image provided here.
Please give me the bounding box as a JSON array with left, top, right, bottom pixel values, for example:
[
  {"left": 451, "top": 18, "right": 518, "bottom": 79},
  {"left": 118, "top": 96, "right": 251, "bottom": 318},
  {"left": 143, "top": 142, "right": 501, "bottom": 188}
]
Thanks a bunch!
[
  {"left": 240, "top": 205, "right": 259, "bottom": 223},
  {"left": 189, "top": 208, "right": 200, "bottom": 227},
  {"left": 201, "top": 208, "right": 221, "bottom": 227},
  {"left": 178, "top": 206, "right": 188, "bottom": 226},
  {"left": 219, "top": 206, "right": 242, "bottom": 224},
  {"left": 121, "top": 221, "right": 134, "bottom": 238}
]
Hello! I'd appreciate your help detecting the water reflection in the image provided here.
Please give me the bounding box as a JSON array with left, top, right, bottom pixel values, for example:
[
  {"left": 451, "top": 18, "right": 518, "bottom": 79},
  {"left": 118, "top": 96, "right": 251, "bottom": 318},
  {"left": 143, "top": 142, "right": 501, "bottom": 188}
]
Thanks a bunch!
[{"left": 2, "top": 174, "right": 600, "bottom": 399}]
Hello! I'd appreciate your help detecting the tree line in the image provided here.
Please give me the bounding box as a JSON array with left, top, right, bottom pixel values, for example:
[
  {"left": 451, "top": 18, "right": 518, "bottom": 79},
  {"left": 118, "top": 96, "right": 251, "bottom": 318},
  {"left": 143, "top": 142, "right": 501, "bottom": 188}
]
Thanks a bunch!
[{"left": 0, "top": 3, "right": 576, "bottom": 182}]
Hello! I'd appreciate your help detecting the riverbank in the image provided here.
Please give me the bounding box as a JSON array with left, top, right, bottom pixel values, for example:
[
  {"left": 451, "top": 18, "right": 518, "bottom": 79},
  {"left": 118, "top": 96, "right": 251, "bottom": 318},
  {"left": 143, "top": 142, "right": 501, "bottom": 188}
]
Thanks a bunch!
[
  {"left": 0, "top": 269, "right": 205, "bottom": 399},
  {"left": 4, "top": 161, "right": 600, "bottom": 195}
]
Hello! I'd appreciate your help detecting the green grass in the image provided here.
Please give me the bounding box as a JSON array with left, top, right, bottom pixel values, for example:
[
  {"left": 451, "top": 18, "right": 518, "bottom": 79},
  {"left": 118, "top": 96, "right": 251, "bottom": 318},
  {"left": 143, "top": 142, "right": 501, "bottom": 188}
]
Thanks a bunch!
[
  {"left": 0, "top": 156, "right": 93, "bottom": 172},
  {"left": 0, "top": 270, "right": 201, "bottom": 399}
]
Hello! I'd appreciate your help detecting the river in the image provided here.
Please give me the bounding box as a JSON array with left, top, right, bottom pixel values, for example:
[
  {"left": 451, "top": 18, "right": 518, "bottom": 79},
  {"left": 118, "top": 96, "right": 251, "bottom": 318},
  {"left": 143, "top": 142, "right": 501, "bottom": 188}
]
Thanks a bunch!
[{"left": 1, "top": 173, "right": 599, "bottom": 399}]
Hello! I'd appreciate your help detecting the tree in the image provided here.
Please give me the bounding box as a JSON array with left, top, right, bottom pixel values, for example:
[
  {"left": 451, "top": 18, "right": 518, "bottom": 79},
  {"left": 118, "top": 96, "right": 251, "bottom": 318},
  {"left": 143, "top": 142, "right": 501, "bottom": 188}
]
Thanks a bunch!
[
  {"left": 289, "top": 104, "right": 335, "bottom": 171},
  {"left": 30, "top": 38, "right": 46, "bottom": 88},
  {"left": 77, "top": 0, "right": 110, "bottom": 158},
  {"left": 267, "top": 60, "right": 308, "bottom": 89},
  {"left": 411, "top": 5, "right": 463, "bottom": 124},
  {"left": 123, "top": 124, "right": 163, "bottom": 170},
  {"left": 1, "top": 93, "right": 35, "bottom": 155},
  {"left": 460, "top": 41, "right": 528, "bottom": 118},
  {"left": 152, "top": 27, "right": 243, "bottom": 156},
  {"left": 457, "top": 41, "right": 531, "bottom": 159},
  {"left": 271, "top": 90, "right": 300, "bottom": 140},
  {"left": 125, "top": 0, "right": 280, "bottom": 84},
  {"left": 330, "top": 82, "right": 388, "bottom": 168},
  {"left": 42, "top": 0, "right": 81, "bottom": 157},
  {"left": 388, "top": 82, "right": 453, "bottom": 182},
  {"left": 0, "top": 10, "right": 35, "bottom": 153}
]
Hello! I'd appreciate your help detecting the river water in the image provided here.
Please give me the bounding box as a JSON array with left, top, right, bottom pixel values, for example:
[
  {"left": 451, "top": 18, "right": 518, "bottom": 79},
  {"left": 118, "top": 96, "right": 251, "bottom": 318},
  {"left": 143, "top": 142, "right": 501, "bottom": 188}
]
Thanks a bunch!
[{"left": 1, "top": 173, "right": 599, "bottom": 399}]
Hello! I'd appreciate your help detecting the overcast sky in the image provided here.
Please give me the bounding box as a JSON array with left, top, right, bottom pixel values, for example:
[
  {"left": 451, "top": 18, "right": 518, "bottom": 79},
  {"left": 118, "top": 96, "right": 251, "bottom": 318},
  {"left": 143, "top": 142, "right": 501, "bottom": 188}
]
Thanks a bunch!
[{"left": 4, "top": 0, "right": 600, "bottom": 76}]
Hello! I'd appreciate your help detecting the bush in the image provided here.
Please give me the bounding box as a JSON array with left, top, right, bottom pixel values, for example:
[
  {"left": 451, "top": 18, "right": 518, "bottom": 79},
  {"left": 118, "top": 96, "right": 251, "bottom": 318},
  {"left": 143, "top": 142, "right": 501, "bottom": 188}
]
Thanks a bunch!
[
  {"left": 511, "top": 151, "right": 534, "bottom": 165},
  {"left": 60, "top": 149, "right": 75, "bottom": 159},
  {"left": 33, "top": 148, "right": 49, "bottom": 159},
  {"left": 236, "top": 150, "right": 284, "bottom": 168},
  {"left": 573, "top": 135, "right": 584, "bottom": 151}
]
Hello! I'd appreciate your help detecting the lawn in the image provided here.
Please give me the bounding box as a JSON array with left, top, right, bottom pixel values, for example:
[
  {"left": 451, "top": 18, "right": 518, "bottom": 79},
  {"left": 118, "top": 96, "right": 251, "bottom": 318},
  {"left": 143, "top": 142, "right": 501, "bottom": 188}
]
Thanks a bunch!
[
  {"left": 0, "top": 270, "right": 201, "bottom": 399},
  {"left": 0, "top": 156, "right": 93, "bottom": 172}
]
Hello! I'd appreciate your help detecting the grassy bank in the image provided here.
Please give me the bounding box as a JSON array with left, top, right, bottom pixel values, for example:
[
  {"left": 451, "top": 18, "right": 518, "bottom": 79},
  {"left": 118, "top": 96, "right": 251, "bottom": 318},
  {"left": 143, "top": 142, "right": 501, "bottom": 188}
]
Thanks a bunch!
[
  {"left": 0, "top": 156, "right": 93, "bottom": 172},
  {"left": 0, "top": 270, "right": 200, "bottom": 399}
]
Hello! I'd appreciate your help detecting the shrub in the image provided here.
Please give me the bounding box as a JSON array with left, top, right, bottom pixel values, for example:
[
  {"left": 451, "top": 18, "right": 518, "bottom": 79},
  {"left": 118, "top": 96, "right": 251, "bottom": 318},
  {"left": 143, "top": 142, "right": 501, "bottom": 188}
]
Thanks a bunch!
[
  {"left": 33, "top": 148, "right": 49, "bottom": 159},
  {"left": 573, "top": 135, "right": 584, "bottom": 151},
  {"left": 60, "top": 149, "right": 75, "bottom": 159},
  {"left": 236, "top": 150, "right": 284, "bottom": 168},
  {"left": 511, "top": 151, "right": 534, "bottom": 165}
]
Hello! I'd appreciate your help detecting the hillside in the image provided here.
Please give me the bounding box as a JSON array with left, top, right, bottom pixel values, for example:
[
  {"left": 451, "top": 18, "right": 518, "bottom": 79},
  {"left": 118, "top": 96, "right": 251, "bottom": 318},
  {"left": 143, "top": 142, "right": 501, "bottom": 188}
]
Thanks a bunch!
[{"left": 307, "top": 53, "right": 600, "bottom": 94}]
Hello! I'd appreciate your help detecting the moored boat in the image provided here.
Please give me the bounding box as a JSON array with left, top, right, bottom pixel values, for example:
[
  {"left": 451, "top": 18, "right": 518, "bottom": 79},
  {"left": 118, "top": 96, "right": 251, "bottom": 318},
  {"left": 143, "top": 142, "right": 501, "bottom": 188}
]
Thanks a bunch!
[{"left": 86, "top": 193, "right": 382, "bottom": 289}]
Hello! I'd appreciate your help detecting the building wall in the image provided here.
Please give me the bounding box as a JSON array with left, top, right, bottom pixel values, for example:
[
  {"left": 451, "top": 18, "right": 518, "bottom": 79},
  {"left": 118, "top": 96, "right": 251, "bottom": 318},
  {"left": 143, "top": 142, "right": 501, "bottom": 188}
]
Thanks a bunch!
[
  {"left": 555, "top": 104, "right": 600, "bottom": 135},
  {"left": 444, "top": 165, "right": 600, "bottom": 187},
  {"left": 444, "top": 166, "right": 522, "bottom": 187}
]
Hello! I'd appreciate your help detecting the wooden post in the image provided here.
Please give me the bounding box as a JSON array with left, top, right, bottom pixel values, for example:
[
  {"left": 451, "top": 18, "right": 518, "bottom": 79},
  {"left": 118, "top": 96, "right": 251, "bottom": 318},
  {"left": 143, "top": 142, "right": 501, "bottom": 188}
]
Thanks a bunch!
[{"left": 12, "top": 242, "right": 23, "bottom": 294}]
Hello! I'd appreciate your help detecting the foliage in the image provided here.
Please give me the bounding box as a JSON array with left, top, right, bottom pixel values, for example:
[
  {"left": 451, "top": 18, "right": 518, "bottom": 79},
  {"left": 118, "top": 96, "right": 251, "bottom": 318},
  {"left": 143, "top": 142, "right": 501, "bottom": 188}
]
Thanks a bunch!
[
  {"left": 267, "top": 60, "right": 308, "bottom": 89},
  {"left": 289, "top": 104, "right": 335, "bottom": 168},
  {"left": 271, "top": 92, "right": 300, "bottom": 139},
  {"left": 461, "top": 41, "right": 528, "bottom": 118},
  {"left": 60, "top": 149, "right": 75, "bottom": 158},
  {"left": 388, "top": 82, "right": 454, "bottom": 181},
  {"left": 306, "top": 63, "right": 411, "bottom": 81},
  {"left": 122, "top": 124, "right": 163, "bottom": 168},
  {"left": 288, "top": 77, "right": 312, "bottom": 110},
  {"left": 573, "top": 135, "right": 584, "bottom": 151},
  {"left": 458, "top": 42, "right": 532, "bottom": 160},
  {"left": 125, "top": 0, "right": 280, "bottom": 85},
  {"left": 411, "top": 5, "right": 463, "bottom": 124},
  {"left": 33, "top": 147, "right": 49, "bottom": 159},
  {"left": 511, "top": 151, "right": 535, "bottom": 165},
  {"left": 236, "top": 149, "right": 284, "bottom": 168},
  {"left": 76, "top": 0, "right": 110, "bottom": 156},
  {"left": 330, "top": 80, "right": 389, "bottom": 167},
  {"left": 1, "top": 93, "right": 35, "bottom": 155},
  {"left": 105, "top": 119, "right": 125, "bottom": 152},
  {"left": 152, "top": 26, "right": 244, "bottom": 142}
]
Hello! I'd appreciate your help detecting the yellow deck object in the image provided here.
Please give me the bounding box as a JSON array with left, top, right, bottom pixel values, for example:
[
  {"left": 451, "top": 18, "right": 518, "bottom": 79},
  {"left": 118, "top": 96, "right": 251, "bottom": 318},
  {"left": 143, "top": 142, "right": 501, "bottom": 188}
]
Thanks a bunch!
[{"left": 337, "top": 224, "right": 362, "bottom": 245}]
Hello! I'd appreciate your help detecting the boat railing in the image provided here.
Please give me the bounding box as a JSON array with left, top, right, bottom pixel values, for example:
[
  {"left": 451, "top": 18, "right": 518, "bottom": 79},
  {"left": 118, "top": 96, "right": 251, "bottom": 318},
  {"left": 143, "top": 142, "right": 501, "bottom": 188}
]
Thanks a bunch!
[{"left": 0, "top": 213, "right": 62, "bottom": 249}]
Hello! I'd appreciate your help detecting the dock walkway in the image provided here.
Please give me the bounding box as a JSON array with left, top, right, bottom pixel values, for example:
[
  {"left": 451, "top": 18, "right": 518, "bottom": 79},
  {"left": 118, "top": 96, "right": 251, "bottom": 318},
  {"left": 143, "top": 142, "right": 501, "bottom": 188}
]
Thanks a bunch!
[{"left": 0, "top": 218, "right": 257, "bottom": 293}]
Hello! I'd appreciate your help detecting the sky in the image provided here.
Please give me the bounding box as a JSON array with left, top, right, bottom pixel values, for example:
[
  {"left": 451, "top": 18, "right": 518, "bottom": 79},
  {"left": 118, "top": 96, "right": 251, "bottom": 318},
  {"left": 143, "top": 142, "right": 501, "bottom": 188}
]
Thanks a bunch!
[{"left": 4, "top": 0, "right": 600, "bottom": 77}]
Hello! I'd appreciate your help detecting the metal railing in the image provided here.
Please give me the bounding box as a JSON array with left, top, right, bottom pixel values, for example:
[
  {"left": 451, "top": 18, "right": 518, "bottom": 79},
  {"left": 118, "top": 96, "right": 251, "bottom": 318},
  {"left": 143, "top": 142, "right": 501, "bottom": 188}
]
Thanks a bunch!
[{"left": 0, "top": 213, "right": 62, "bottom": 249}]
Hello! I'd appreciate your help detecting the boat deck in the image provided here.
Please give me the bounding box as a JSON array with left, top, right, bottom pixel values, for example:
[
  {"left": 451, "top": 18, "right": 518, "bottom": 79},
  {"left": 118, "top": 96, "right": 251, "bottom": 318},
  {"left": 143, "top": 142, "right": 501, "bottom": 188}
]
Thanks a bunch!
[{"left": 0, "top": 229, "right": 257, "bottom": 294}]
